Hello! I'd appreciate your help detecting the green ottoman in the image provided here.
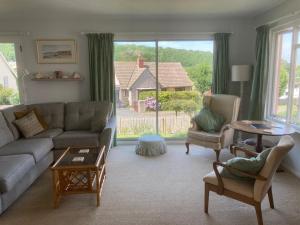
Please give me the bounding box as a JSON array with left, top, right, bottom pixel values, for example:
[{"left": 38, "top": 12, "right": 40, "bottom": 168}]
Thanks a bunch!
[{"left": 136, "top": 135, "right": 167, "bottom": 156}]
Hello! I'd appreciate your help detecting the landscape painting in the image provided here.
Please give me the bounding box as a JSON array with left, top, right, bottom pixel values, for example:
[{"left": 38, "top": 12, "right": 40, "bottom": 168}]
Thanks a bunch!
[{"left": 36, "top": 39, "right": 77, "bottom": 64}]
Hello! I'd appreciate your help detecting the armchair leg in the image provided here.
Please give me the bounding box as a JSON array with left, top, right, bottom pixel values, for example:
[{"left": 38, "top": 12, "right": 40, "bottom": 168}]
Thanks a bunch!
[
  {"left": 185, "top": 142, "right": 190, "bottom": 154},
  {"left": 268, "top": 186, "right": 274, "bottom": 209},
  {"left": 214, "top": 150, "right": 220, "bottom": 161},
  {"left": 254, "top": 203, "right": 264, "bottom": 225},
  {"left": 204, "top": 183, "right": 209, "bottom": 213}
]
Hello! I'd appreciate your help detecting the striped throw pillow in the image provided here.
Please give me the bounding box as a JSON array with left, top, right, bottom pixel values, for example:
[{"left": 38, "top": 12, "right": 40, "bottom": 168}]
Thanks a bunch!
[{"left": 14, "top": 111, "right": 45, "bottom": 138}]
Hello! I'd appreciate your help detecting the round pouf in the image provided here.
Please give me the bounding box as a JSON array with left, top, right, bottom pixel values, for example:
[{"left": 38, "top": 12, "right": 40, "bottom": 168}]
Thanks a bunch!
[{"left": 135, "top": 135, "right": 167, "bottom": 156}]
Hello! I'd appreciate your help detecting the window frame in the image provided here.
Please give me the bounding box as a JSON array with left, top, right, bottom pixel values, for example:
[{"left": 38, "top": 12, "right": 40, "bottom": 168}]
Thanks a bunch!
[
  {"left": 267, "top": 22, "right": 300, "bottom": 130},
  {"left": 114, "top": 37, "right": 214, "bottom": 140},
  {"left": 0, "top": 36, "right": 24, "bottom": 104}
]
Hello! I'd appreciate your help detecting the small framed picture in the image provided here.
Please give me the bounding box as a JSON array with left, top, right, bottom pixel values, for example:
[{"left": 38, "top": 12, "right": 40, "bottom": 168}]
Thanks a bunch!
[{"left": 36, "top": 39, "right": 77, "bottom": 64}]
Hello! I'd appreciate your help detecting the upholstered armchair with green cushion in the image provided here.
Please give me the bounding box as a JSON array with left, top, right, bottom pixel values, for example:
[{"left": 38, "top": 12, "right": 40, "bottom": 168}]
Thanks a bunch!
[
  {"left": 203, "top": 135, "right": 295, "bottom": 225},
  {"left": 185, "top": 94, "right": 240, "bottom": 161}
]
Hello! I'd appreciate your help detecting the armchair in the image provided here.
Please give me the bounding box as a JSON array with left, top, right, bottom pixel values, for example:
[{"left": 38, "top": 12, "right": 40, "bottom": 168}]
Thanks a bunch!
[
  {"left": 203, "top": 135, "right": 295, "bottom": 225},
  {"left": 185, "top": 94, "right": 240, "bottom": 161}
]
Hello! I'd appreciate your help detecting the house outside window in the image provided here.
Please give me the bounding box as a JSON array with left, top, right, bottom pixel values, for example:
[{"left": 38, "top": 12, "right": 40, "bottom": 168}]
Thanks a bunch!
[{"left": 267, "top": 23, "right": 300, "bottom": 127}]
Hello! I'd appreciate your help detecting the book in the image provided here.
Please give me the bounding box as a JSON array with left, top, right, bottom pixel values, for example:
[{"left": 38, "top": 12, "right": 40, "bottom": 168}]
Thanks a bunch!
[
  {"left": 79, "top": 149, "right": 90, "bottom": 154},
  {"left": 72, "top": 157, "right": 84, "bottom": 162}
]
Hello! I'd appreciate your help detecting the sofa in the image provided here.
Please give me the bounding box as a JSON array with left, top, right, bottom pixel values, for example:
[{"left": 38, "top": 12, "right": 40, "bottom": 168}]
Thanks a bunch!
[{"left": 0, "top": 101, "right": 116, "bottom": 215}]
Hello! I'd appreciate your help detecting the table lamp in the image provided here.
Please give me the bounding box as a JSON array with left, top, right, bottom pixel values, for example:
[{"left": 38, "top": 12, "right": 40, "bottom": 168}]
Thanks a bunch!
[{"left": 231, "top": 65, "right": 251, "bottom": 98}]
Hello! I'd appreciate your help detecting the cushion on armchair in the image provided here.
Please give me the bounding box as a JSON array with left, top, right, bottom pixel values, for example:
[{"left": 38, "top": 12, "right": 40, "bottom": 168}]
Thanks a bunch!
[
  {"left": 220, "top": 148, "right": 272, "bottom": 181},
  {"left": 193, "top": 107, "right": 225, "bottom": 133}
]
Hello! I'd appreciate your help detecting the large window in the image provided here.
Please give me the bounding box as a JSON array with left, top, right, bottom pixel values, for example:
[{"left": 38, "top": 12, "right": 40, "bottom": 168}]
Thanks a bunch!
[
  {"left": 114, "top": 40, "right": 213, "bottom": 139},
  {"left": 0, "top": 42, "right": 20, "bottom": 107},
  {"left": 268, "top": 24, "right": 300, "bottom": 126}
]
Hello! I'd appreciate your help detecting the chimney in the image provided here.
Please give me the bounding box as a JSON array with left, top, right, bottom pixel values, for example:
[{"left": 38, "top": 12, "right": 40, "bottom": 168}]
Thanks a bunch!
[{"left": 137, "top": 55, "right": 144, "bottom": 68}]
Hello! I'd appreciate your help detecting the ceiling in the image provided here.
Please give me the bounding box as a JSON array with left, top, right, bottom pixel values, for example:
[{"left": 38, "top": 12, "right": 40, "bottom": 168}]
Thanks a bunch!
[{"left": 0, "top": 0, "right": 287, "bottom": 21}]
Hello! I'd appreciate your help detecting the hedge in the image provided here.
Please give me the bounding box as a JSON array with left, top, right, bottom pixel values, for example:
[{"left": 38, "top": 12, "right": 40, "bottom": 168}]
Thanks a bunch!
[
  {"left": 139, "top": 90, "right": 200, "bottom": 102},
  {"left": 139, "top": 90, "right": 202, "bottom": 113}
]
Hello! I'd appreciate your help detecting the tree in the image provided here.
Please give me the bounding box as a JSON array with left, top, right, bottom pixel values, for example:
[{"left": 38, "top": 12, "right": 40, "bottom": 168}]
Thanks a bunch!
[
  {"left": 0, "top": 84, "right": 19, "bottom": 105},
  {"left": 0, "top": 44, "right": 16, "bottom": 61},
  {"left": 186, "top": 63, "right": 212, "bottom": 95},
  {"left": 279, "top": 65, "right": 288, "bottom": 97}
]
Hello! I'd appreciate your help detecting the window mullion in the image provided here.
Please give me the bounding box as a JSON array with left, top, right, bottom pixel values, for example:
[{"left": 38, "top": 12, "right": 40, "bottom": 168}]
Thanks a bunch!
[{"left": 287, "top": 28, "right": 298, "bottom": 124}]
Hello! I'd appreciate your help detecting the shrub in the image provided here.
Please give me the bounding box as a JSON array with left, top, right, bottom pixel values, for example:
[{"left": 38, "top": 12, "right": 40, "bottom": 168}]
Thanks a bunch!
[
  {"left": 145, "top": 97, "right": 160, "bottom": 111},
  {"left": 0, "top": 84, "right": 19, "bottom": 105},
  {"left": 139, "top": 90, "right": 201, "bottom": 115}
]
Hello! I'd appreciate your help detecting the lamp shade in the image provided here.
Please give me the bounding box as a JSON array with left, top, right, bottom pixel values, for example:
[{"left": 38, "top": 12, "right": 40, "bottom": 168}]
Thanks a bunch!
[{"left": 231, "top": 65, "right": 251, "bottom": 82}]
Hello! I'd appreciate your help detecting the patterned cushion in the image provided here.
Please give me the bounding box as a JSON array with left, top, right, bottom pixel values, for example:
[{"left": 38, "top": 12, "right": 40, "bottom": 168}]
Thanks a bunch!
[
  {"left": 14, "top": 108, "right": 48, "bottom": 129},
  {"left": 13, "top": 111, "right": 45, "bottom": 138}
]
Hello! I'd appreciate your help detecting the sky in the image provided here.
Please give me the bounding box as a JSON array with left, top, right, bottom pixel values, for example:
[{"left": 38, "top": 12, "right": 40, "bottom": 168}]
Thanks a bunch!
[{"left": 115, "top": 41, "right": 214, "bottom": 53}]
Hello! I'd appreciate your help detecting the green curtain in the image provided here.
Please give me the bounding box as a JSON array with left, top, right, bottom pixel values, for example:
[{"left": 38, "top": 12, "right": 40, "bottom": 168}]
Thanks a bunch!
[
  {"left": 212, "top": 33, "right": 230, "bottom": 94},
  {"left": 248, "top": 25, "right": 269, "bottom": 120},
  {"left": 87, "top": 33, "right": 116, "bottom": 145}
]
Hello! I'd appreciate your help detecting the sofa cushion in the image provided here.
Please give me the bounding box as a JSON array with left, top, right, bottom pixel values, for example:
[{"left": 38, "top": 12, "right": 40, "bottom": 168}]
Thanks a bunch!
[
  {"left": 1, "top": 105, "right": 27, "bottom": 140},
  {"left": 65, "top": 101, "right": 112, "bottom": 131},
  {"left": 27, "top": 103, "right": 64, "bottom": 129},
  {"left": 0, "top": 154, "right": 35, "bottom": 192},
  {"left": 0, "top": 138, "right": 53, "bottom": 162},
  {"left": 0, "top": 112, "right": 14, "bottom": 148},
  {"left": 30, "top": 128, "right": 63, "bottom": 139},
  {"left": 53, "top": 131, "right": 100, "bottom": 149}
]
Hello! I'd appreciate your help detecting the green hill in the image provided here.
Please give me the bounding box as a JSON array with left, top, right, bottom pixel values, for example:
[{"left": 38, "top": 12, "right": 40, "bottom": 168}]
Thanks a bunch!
[{"left": 114, "top": 44, "right": 213, "bottom": 68}]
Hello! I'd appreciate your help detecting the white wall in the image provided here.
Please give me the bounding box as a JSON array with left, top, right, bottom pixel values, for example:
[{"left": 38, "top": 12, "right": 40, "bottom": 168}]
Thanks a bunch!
[
  {"left": 0, "top": 17, "right": 255, "bottom": 104},
  {"left": 254, "top": 0, "right": 300, "bottom": 178}
]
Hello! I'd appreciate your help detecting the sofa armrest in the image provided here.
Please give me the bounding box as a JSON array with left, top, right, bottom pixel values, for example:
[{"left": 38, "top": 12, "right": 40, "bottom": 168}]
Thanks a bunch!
[{"left": 99, "top": 116, "right": 116, "bottom": 156}]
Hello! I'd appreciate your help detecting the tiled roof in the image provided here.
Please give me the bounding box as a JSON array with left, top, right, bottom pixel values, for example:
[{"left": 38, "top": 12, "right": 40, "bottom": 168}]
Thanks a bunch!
[{"left": 114, "top": 61, "right": 193, "bottom": 89}]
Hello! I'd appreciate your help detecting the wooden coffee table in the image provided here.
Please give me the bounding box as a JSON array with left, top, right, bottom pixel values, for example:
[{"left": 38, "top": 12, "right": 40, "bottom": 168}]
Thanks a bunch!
[{"left": 51, "top": 146, "right": 106, "bottom": 208}]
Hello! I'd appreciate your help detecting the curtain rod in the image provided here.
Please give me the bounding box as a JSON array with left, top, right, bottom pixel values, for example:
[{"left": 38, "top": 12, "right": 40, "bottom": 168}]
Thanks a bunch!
[
  {"left": 0, "top": 32, "right": 30, "bottom": 36},
  {"left": 80, "top": 32, "right": 233, "bottom": 35}
]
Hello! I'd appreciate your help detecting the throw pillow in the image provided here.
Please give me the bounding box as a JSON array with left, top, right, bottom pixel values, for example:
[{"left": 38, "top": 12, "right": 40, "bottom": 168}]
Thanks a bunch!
[
  {"left": 13, "top": 111, "right": 45, "bottom": 138},
  {"left": 220, "top": 148, "right": 272, "bottom": 181},
  {"left": 193, "top": 107, "right": 225, "bottom": 133},
  {"left": 14, "top": 108, "right": 48, "bottom": 129}
]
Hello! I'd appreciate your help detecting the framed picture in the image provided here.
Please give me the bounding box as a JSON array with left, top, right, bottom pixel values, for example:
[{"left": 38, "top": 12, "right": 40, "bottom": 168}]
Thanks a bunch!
[{"left": 36, "top": 39, "right": 77, "bottom": 64}]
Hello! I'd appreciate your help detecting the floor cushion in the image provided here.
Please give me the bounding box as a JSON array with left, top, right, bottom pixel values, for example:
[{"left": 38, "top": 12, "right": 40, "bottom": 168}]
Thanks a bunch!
[
  {"left": 0, "top": 154, "right": 35, "bottom": 192},
  {"left": 53, "top": 131, "right": 100, "bottom": 149},
  {"left": 0, "top": 138, "right": 53, "bottom": 162}
]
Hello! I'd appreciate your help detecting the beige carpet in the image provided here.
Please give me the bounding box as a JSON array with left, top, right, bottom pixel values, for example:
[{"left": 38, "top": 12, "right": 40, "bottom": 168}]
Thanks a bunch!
[{"left": 1, "top": 145, "right": 300, "bottom": 225}]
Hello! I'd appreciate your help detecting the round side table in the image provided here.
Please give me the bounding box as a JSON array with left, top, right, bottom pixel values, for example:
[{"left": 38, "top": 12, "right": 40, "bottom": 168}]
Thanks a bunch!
[{"left": 135, "top": 135, "right": 167, "bottom": 156}]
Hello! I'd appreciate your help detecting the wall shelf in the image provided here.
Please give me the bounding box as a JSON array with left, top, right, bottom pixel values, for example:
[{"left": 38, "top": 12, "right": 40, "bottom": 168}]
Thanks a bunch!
[{"left": 31, "top": 78, "right": 83, "bottom": 81}]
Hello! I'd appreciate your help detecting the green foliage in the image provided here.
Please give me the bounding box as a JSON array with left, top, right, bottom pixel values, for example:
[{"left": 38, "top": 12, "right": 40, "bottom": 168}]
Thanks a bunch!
[
  {"left": 0, "top": 43, "right": 16, "bottom": 61},
  {"left": 0, "top": 84, "right": 19, "bottom": 105},
  {"left": 139, "top": 90, "right": 201, "bottom": 115},
  {"left": 114, "top": 44, "right": 213, "bottom": 67},
  {"left": 279, "top": 65, "right": 288, "bottom": 97},
  {"left": 186, "top": 63, "right": 212, "bottom": 94}
]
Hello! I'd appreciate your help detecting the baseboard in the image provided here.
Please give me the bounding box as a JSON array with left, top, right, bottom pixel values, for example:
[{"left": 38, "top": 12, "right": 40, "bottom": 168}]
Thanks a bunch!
[{"left": 281, "top": 162, "right": 300, "bottom": 179}]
